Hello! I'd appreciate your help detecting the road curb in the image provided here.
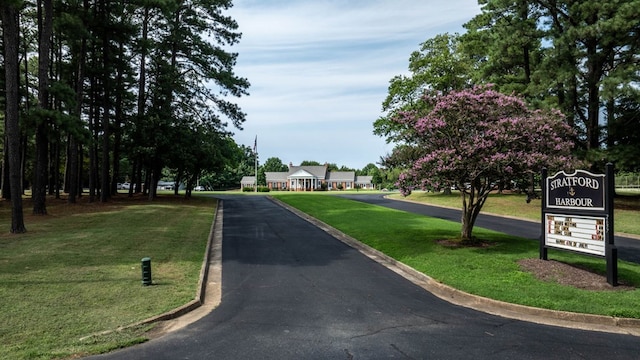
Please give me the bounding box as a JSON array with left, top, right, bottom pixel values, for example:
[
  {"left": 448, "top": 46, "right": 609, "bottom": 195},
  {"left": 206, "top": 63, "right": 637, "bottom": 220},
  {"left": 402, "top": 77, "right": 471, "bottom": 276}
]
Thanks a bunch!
[
  {"left": 133, "top": 199, "right": 223, "bottom": 326},
  {"left": 80, "top": 200, "right": 223, "bottom": 341},
  {"left": 269, "top": 196, "right": 640, "bottom": 337}
]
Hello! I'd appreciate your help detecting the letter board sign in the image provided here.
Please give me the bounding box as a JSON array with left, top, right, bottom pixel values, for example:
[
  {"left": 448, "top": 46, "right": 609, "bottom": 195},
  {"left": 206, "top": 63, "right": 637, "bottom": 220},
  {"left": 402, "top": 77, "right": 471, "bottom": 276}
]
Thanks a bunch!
[
  {"left": 544, "top": 214, "right": 606, "bottom": 257},
  {"left": 540, "top": 165, "right": 617, "bottom": 286}
]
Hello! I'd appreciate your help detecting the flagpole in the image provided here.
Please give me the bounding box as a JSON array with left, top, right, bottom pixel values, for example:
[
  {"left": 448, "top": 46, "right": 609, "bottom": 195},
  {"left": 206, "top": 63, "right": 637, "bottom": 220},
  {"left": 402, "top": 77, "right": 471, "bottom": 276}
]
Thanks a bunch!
[{"left": 254, "top": 136, "right": 258, "bottom": 193}]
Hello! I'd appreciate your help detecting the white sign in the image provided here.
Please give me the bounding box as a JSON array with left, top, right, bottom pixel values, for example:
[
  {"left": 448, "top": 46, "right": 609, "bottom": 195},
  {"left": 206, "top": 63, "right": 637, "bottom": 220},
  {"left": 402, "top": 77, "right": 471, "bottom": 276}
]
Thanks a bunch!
[{"left": 544, "top": 213, "right": 606, "bottom": 256}]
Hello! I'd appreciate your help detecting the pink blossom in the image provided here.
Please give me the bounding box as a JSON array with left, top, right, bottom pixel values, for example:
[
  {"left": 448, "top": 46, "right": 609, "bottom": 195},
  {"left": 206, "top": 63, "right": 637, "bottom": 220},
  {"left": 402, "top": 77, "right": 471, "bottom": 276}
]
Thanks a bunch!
[{"left": 392, "top": 86, "right": 577, "bottom": 236}]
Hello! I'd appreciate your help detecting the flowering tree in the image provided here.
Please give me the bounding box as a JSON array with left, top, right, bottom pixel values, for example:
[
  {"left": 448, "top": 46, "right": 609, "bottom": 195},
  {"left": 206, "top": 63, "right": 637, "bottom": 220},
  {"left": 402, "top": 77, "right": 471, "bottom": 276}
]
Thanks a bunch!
[{"left": 395, "top": 86, "right": 576, "bottom": 242}]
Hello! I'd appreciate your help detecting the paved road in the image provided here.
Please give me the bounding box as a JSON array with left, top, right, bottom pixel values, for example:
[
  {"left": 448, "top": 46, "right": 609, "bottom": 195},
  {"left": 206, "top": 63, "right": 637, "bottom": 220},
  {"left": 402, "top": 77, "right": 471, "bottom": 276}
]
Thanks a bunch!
[
  {"left": 339, "top": 193, "right": 640, "bottom": 264},
  {"left": 89, "top": 196, "right": 640, "bottom": 359}
]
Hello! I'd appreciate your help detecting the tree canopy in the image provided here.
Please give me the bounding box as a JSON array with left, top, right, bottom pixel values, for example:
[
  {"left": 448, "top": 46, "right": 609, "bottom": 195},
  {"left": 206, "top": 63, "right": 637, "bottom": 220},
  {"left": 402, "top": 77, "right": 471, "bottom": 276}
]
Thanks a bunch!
[
  {"left": 378, "top": 0, "right": 640, "bottom": 179},
  {"left": 262, "top": 157, "right": 289, "bottom": 173},
  {"left": 374, "top": 33, "right": 472, "bottom": 145},
  {"left": 461, "top": 0, "right": 640, "bottom": 165},
  {"left": 0, "top": 0, "right": 249, "bottom": 231},
  {"left": 395, "top": 86, "right": 576, "bottom": 241},
  {"left": 375, "top": 0, "right": 640, "bottom": 238}
]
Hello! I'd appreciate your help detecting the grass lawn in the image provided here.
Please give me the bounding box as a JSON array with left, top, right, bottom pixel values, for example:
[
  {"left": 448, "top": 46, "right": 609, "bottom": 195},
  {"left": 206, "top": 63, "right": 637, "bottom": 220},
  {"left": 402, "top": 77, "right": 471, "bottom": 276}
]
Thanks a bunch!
[
  {"left": 3, "top": 190, "right": 639, "bottom": 358},
  {"left": 273, "top": 194, "right": 640, "bottom": 319},
  {"left": 0, "top": 195, "right": 216, "bottom": 360},
  {"left": 390, "top": 190, "right": 640, "bottom": 236}
]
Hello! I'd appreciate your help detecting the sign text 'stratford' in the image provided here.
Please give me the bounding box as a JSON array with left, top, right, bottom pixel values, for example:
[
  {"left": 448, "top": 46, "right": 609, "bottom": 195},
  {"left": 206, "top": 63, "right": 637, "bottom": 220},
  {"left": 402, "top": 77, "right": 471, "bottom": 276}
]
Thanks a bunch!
[
  {"left": 549, "top": 176, "right": 600, "bottom": 191},
  {"left": 546, "top": 170, "right": 605, "bottom": 211}
]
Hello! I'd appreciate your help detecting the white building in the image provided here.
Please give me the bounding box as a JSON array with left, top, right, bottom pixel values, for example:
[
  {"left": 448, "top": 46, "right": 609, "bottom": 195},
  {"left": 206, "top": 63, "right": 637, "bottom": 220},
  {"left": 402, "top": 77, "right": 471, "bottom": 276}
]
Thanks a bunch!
[{"left": 240, "top": 163, "right": 373, "bottom": 191}]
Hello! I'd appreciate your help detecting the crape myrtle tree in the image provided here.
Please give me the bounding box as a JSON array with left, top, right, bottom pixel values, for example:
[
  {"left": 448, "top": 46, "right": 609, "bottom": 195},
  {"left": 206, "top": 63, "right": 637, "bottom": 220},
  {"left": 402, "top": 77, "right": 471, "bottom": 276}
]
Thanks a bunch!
[
  {"left": 394, "top": 85, "right": 576, "bottom": 243},
  {"left": 374, "top": 33, "right": 472, "bottom": 193}
]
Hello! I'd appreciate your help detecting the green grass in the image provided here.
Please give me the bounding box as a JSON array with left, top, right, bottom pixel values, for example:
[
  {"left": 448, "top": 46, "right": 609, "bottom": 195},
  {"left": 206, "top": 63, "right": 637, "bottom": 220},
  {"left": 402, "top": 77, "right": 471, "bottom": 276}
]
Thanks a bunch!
[
  {"left": 0, "top": 195, "right": 216, "bottom": 360},
  {"left": 4, "top": 190, "right": 638, "bottom": 358},
  {"left": 273, "top": 194, "right": 640, "bottom": 318},
  {"left": 391, "top": 191, "right": 640, "bottom": 236}
]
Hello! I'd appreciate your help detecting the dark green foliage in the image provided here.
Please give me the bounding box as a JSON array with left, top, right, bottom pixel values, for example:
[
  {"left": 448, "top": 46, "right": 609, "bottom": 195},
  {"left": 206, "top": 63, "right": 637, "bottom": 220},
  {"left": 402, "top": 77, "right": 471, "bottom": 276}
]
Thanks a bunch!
[
  {"left": 377, "top": 0, "right": 640, "bottom": 175},
  {"left": 262, "top": 157, "right": 289, "bottom": 172},
  {"left": 0, "top": 0, "right": 250, "bottom": 220},
  {"left": 242, "top": 185, "right": 269, "bottom": 192}
]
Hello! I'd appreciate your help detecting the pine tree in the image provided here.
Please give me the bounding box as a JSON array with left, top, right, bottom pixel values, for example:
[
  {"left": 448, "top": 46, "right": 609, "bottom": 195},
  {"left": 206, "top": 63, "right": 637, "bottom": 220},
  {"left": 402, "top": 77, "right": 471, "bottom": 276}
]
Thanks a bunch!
[{"left": 1, "top": 0, "right": 27, "bottom": 233}]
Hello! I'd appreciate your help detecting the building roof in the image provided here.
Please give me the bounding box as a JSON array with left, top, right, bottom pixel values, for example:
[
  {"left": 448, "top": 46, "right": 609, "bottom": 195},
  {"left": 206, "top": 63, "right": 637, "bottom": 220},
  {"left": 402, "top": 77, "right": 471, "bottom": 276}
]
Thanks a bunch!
[
  {"left": 240, "top": 176, "right": 256, "bottom": 184},
  {"left": 263, "top": 165, "right": 375, "bottom": 184},
  {"left": 355, "top": 176, "right": 373, "bottom": 184},
  {"left": 265, "top": 172, "right": 288, "bottom": 182},
  {"left": 327, "top": 171, "right": 355, "bottom": 182},
  {"left": 287, "top": 165, "right": 328, "bottom": 178}
]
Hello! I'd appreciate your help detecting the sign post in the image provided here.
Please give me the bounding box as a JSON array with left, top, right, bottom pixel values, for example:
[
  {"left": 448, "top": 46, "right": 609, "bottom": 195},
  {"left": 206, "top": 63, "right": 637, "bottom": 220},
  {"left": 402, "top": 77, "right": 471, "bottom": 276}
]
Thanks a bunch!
[{"left": 540, "top": 164, "right": 617, "bottom": 286}]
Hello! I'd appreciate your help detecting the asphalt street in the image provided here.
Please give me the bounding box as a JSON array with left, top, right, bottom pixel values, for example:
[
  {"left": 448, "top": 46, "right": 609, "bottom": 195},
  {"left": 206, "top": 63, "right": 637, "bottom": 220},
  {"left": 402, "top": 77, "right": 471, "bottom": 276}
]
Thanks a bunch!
[
  {"left": 339, "top": 193, "right": 640, "bottom": 264},
  {"left": 87, "top": 195, "right": 640, "bottom": 359}
]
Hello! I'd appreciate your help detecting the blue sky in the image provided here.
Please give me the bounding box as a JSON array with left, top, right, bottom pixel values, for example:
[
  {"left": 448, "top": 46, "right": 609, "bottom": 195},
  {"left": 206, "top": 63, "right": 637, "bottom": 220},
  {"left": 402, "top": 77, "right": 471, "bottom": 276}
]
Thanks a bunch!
[{"left": 226, "top": 0, "right": 482, "bottom": 170}]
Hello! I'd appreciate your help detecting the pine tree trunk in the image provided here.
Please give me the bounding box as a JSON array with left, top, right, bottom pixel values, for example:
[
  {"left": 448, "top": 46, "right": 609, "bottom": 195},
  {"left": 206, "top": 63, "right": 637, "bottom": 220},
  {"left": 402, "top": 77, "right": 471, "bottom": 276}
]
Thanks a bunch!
[
  {"left": 2, "top": 132, "right": 10, "bottom": 200},
  {"left": 111, "top": 39, "right": 125, "bottom": 195},
  {"left": 88, "top": 86, "right": 98, "bottom": 203},
  {"left": 2, "top": 3, "right": 27, "bottom": 232},
  {"left": 33, "top": 0, "right": 53, "bottom": 215},
  {"left": 68, "top": 30, "right": 86, "bottom": 204},
  {"left": 52, "top": 132, "right": 61, "bottom": 199},
  {"left": 99, "top": 0, "right": 111, "bottom": 202},
  {"left": 33, "top": 125, "right": 48, "bottom": 214},
  {"left": 67, "top": 136, "right": 78, "bottom": 203}
]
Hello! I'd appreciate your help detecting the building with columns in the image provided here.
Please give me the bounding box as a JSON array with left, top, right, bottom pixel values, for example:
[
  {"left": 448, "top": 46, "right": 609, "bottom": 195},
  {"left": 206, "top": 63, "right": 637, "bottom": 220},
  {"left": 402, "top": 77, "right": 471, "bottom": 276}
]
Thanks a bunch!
[{"left": 240, "top": 163, "right": 374, "bottom": 191}]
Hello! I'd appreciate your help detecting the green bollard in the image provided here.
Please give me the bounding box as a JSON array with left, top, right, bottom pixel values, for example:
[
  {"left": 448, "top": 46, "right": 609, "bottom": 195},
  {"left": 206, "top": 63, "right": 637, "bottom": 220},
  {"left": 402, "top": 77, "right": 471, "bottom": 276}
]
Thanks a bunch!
[{"left": 141, "top": 257, "right": 152, "bottom": 286}]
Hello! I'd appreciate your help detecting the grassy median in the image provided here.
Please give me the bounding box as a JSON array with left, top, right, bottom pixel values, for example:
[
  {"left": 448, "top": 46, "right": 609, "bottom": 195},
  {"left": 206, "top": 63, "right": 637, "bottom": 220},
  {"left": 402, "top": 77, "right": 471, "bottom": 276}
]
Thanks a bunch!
[
  {"left": 392, "top": 190, "right": 640, "bottom": 236},
  {"left": 273, "top": 194, "right": 640, "bottom": 318},
  {"left": 0, "top": 195, "right": 216, "bottom": 360}
]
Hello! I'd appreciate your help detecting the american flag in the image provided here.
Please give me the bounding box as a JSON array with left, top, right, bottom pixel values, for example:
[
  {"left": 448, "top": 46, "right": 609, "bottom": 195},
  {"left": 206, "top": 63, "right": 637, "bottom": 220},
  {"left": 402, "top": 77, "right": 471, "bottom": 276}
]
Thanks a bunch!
[{"left": 253, "top": 136, "right": 257, "bottom": 153}]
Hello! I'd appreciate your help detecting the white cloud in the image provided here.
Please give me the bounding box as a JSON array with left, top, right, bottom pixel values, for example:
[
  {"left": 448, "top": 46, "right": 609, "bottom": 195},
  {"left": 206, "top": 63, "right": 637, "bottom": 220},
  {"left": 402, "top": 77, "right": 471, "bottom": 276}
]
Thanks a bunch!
[{"left": 224, "top": 0, "right": 482, "bottom": 169}]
